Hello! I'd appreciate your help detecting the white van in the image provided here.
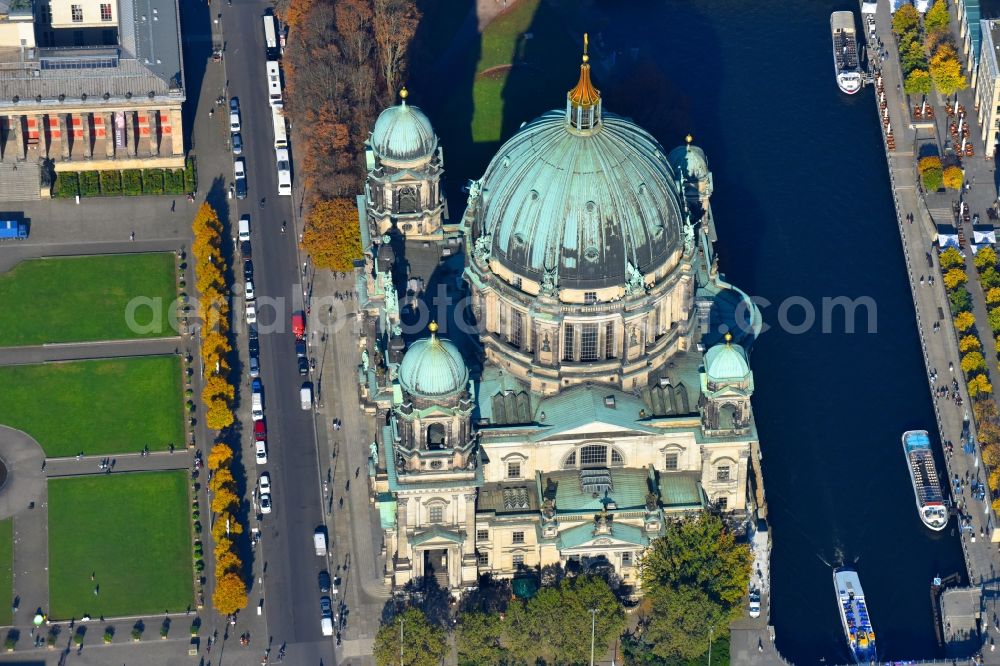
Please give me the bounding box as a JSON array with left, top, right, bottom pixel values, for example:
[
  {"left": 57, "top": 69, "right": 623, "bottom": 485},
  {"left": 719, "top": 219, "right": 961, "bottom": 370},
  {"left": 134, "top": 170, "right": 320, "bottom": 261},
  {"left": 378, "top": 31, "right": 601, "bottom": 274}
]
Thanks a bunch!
[
  {"left": 251, "top": 392, "right": 263, "bottom": 420},
  {"left": 313, "top": 528, "right": 327, "bottom": 555},
  {"left": 320, "top": 616, "right": 333, "bottom": 636},
  {"left": 238, "top": 215, "right": 251, "bottom": 241},
  {"left": 300, "top": 383, "right": 312, "bottom": 410},
  {"left": 275, "top": 148, "right": 292, "bottom": 197}
]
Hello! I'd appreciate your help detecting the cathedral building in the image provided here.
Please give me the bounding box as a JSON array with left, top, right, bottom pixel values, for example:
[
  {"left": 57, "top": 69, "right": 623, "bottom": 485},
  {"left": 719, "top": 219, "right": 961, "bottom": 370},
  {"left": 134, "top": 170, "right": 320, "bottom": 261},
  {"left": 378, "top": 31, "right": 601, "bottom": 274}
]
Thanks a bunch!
[{"left": 356, "top": 42, "right": 764, "bottom": 595}]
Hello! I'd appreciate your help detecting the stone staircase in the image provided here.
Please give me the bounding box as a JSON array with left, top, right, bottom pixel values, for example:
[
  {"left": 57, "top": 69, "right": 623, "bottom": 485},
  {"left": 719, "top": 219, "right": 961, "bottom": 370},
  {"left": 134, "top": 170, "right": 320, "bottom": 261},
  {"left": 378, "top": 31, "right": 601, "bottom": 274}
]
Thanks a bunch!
[{"left": 0, "top": 162, "right": 40, "bottom": 201}]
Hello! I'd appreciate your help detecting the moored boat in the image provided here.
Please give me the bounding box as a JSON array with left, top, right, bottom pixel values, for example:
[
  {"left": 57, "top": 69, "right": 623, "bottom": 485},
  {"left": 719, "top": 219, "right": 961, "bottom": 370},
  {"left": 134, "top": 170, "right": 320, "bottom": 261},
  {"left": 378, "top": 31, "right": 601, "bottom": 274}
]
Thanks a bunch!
[
  {"left": 902, "top": 430, "right": 948, "bottom": 531},
  {"left": 834, "top": 567, "right": 877, "bottom": 663},
  {"left": 831, "top": 11, "right": 862, "bottom": 94}
]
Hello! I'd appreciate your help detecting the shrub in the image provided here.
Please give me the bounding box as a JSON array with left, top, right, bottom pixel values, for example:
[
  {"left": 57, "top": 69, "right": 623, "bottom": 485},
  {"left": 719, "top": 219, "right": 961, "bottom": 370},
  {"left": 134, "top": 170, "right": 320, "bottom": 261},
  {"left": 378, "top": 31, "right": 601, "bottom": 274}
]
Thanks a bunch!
[
  {"left": 103, "top": 628, "right": 113, "bottom": 644},
  {"left": 72, "top": 632, "right": 83, "bottom": 646},
  {"left": 4, "top": 634, "right": 14, "bottom": 650},
  {"left": 123, "top": 169, "right": 142, "bottom": 195},
  {"left": 943, "top": 165, "right": 964, "bottom": 190},
  {"left": 131, "top": 628, "right": 142, "bottom": 641},
  {"left": 185, "top": 157, "right": 197, "bottom": 193},
  {"left": 921, "top": 167, "right": 944, "bottom": 192},
  {"left": 55, "top": 172, "right": 79, "bottom": 198},
  {"left": 918, "top": 155, "right": 943, "bottom": 173},
  {"left": 165, "top": 168, "right": 186, "bottom": 195},
  {"left": 142, "top": 168, "right": 165, "bottom": 195},
  {"left": 78, "top": 170, "right": 99, "bottom": 197},
  {"left": 100, "top": 170, "right": 122, "bottom": 195}
]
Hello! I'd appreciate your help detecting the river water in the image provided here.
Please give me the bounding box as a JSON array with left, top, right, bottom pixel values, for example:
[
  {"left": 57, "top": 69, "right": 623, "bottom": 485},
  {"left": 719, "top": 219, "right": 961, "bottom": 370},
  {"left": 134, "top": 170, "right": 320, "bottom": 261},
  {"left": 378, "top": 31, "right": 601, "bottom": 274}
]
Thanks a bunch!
[{"left": 417, "top": 0, "right": 969, "bottom": 661}]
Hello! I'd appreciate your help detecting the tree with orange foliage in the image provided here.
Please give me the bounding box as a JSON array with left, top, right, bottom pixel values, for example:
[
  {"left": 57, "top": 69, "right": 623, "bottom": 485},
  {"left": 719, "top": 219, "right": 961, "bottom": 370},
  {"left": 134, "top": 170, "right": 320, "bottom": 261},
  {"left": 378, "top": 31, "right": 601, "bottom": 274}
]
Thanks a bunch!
[
  {"left": 213, "top": 572, "right": 248, "bottom": 616},
  {"left": 206, "top": 442, "right": 234, "bottom": 471},
  {"left": 205, "top": 398, "right": 234, "bottom": 430},
  {"left": 301, "top": 198, "right": 363, "bottom": 271},
  {"left": 373, "top": 0, "right": 420, "bottom": 101},
  {"left": 202, "top": 375, "right": 235, "bottom": 405},
  {"left": 208, "top": 468, "right": 235, "bottom": 494}
]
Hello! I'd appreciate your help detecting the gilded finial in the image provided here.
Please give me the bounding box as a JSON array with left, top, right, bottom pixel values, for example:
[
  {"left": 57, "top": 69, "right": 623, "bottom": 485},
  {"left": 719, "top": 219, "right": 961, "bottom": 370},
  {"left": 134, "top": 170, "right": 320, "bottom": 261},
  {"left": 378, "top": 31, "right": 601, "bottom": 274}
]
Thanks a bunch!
[
  {"left": 429, "top": 320, "right": 438, "bottom": 336},
  {"left": 400, "top": 87, "right": 409, "bottom": 100},
  {"left": 724, "top": 331, "right": 732, "bottom": 344},
  {"left": 568, "top": 32, "right": 600, "bottom": 110},
  {"left": 685, "top": 134, "right": 693, "bottom": 144},
  {"left": 583, "top": 33, "right": 589, "bottom": 63}
]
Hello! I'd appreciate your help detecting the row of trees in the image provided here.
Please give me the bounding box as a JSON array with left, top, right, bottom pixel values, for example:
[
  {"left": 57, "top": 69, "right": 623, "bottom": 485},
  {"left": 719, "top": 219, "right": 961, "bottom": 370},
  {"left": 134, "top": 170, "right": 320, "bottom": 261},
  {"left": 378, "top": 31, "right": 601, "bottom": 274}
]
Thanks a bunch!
[
  {"left": 372, "top": 514, "right": 750, "bottom": 665},
  {"left": 191, "top": 203, "right": 237, "bottom": 431},
  {"left": 895, "top": 1, "right": 967, "bottom": 96},
  {"left": 941, "top": 247, "right": 991, "bottom": 397},
  {"left": 206, "top": 442, "right": 249, "bottom": 615},
  {"left": 918, "top": 155, "right": 963, "bottom": 192}
]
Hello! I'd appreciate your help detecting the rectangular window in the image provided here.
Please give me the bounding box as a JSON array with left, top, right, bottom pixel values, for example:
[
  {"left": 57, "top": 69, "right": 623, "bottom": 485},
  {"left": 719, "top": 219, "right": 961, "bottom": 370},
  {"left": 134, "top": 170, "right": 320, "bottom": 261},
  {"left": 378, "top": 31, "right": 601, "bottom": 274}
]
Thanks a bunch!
[
  {"left": 580, "top": 323, "right": 598, "bottom": 361},
  {"left": 716, "top": 465, "right": 731, "bottom": 482},
  {"left": 621, "top": 551, "right": 633, "bottom": 567},
  {"left": 605, "top": 322, "right": 615, "bottom": 358},
  {"left": 512, "top": 531, "right": 525, "bottom": 545},
  {"left": 717, "top": 496, "right": 728, "bottom": 510},
  {"left": 580, "top": 444, "right": 607, "bottom": 467},
  {"left": 563, "top": 325, "right": 574, "bottom": 361},
  {"left": 477, "top": 551, "right": 489, "bottom": 566},
  {"left": 428, "top": 506, "right": 443, "bottom": 523},
  {"left": 512, "top": 554, "right": 525, "bottom": 568},
  {"left": 476, "top": 529, "right": 489, "bottom": 542},
  {"left": 507, "top": 461, "right": 521, "bottom": 479},
  {"left": 664, "top": 453, "right": 678, "bottom": 471},
  {"left": 584, "top": 291, "right": 597, "bottom": 304},
  {"left": 100, "top": 3, "right": 112, "bottom": 20},
  {"left": 510, "top": 310, "right": 522, "bottom": 348},
  {"left": 71, "top": 4, "right": 83, "bottom": 21}
]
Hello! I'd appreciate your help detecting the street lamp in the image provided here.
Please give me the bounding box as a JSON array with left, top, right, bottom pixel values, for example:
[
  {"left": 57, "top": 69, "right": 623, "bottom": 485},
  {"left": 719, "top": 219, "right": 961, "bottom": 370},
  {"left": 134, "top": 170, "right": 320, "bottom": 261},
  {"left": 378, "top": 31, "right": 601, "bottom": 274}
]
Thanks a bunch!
[
  {"left": 708, "top": 626, "right": 713, "bottom": 666},
  {"left": 399, "top": 617, "right": 404, "bottom": 666},
  {"left": 589, "top": 608, "right": 598, "bottom": 666}
]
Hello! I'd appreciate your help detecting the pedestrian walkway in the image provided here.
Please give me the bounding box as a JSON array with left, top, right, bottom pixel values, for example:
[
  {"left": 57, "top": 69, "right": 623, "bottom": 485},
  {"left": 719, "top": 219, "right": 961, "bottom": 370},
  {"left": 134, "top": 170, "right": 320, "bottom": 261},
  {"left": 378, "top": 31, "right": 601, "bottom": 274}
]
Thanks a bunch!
[
  {"left": 0, "top": 161, "right": 40, "bottom": 201},
  {"left": 0, "top": 337, "right": 182, "bottom": 367}
]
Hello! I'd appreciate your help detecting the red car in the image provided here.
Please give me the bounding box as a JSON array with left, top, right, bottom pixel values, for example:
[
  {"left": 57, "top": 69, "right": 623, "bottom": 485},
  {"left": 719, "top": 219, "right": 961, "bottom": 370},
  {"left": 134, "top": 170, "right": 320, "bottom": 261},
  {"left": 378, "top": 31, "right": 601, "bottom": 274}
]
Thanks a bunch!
[
  {"left": 292, "top": 311, "right": 305, "bottom": 339},
  {"left": 254, "top": 419, "right": 266, "bottom": 442}
]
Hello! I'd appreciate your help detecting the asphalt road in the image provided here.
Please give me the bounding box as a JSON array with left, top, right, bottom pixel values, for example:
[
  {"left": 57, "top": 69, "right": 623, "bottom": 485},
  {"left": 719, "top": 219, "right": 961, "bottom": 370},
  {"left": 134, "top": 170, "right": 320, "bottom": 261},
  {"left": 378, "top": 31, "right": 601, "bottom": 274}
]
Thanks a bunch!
[{"left": 221, "top": 2, "right": 336, "bottom": 663}]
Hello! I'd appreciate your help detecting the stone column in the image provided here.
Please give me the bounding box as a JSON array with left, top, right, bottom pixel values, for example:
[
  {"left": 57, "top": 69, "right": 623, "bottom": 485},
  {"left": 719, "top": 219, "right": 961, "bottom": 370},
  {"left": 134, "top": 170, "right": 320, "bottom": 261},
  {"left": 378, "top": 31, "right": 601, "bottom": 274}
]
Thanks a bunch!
[
  {"left": 168, "top": 107, "right": 183, "bottom": 156},
  {"left": 81, "top": 113, "right": 93, "bottom": 158},
  {"left": 57, "top": 113, "right": 70, "bottom": 159},
  {"left": 396, "top": 497, "right": 410, "bottom": 569},
  {"left": 463, "top": 493, "right": 477, "bottom": 558},
  {"left": 104, "top": 112, "right": 115, "bottom": 158}
]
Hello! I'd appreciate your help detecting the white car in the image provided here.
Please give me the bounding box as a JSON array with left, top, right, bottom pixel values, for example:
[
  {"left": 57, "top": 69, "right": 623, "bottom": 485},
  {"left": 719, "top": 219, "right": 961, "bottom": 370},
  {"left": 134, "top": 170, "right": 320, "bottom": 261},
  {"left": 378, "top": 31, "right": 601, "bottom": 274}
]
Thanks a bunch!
[
  {"left": 255, "top": 440, "right": 267, "bottom": 465},
  {"left": 245, "top": 280, "right": 255, "bottom": 301},
  {"left": 259, "top": 472, "right": 271, "bottom": 494},
  {"left": 749, "top": 589, "right": 761, "bottom": 618},
  {"left": 260, "top": 493, "right": 272, "bottom": 514},
  {"left": 246, "top": 302, "right": 257, "bottom": 325},
  {"left": 230, "top": 110, "right": 241, "bottom": 132}
]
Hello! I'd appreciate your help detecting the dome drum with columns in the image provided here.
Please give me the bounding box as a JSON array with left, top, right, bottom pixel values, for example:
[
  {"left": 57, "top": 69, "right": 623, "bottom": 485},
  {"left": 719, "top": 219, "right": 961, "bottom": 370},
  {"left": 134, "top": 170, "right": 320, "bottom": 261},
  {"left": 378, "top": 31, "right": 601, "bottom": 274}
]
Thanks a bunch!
[{"left": 355, "top": 37, "right": 765, "bottom": 596}]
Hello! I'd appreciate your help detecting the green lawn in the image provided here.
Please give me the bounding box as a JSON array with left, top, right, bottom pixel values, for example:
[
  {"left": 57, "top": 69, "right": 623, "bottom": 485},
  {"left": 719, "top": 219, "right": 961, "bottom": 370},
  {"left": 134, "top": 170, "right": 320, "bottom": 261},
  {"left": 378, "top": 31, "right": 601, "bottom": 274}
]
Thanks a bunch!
[
  {"left": 0, "top": 519, "right": 11, "bottom": 626},
  {"left": 48, "top": 472, "right": 193, "bottom": 619},
  {"left": 476, "top": 0, "right": 540, "bottom": 74},
  {"left": 0, "top": 356, "right": 184, "bottom": 456},
  {"left": 0, "top": 253, "right": 177, "bottom": 346}
]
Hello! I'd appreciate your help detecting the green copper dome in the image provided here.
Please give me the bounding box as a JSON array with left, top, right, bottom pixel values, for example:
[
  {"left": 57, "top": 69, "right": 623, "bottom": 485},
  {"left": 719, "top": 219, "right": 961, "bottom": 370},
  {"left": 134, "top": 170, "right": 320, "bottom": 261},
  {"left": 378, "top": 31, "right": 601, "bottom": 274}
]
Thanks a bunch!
[
  {"left": 399, "top": 325, "right": 469, "bottom": 398},
  {"left": 371, "top": 93, "right": 438, "bottom": 166},
  {"left": 704, "top": 338, "right": 750, "bottom": 381},
  {"left": 667, "top": 140, "right": 710, "bottom": 181},
  {"left": 474, "top": 109, "right": 684, "bottom": 290}
]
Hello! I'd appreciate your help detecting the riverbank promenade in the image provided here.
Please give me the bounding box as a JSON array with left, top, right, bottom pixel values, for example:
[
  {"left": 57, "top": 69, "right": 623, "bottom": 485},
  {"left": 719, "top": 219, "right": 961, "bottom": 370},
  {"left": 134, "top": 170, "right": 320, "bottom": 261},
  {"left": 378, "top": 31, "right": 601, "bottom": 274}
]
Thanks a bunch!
[{"left": 871, "top": 0, "right": 1000, "bottom": 660}]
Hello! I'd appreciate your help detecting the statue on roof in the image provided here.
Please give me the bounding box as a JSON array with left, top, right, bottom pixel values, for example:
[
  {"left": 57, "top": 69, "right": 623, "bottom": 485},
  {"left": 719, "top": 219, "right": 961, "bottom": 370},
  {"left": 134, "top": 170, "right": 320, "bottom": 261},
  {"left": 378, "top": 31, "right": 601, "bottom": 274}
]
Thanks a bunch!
[
  {"left": 625, "top": 261, "right": 644, "bottom": 295},
  {"left": 683, "top": 218, "right": 696, "bottom": 256},
  {"left": 474, "top": 232, "right": 492, "bottom": 263},
  {"left": 540, "top": 268, "right": 558, "bottom": 296},
  {"left": 466, "top": 179, "right": 482, "bottom": 208}
]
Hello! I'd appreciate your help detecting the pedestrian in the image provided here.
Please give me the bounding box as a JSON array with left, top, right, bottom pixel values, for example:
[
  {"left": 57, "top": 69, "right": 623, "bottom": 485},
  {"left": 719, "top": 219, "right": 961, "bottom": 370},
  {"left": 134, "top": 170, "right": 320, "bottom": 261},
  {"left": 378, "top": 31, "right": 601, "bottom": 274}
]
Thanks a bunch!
[
  {"left": 171, "top": 200, "right": 176, "bottom": 213},
  {"left": 355, "top": 466, "right": 360, "bottom": 478},
  {"left": 41, "top": 459, "right": 46, "bottom": 471},
  {"left": 130, "top": 231, "right": 135, "bottom": 241}
]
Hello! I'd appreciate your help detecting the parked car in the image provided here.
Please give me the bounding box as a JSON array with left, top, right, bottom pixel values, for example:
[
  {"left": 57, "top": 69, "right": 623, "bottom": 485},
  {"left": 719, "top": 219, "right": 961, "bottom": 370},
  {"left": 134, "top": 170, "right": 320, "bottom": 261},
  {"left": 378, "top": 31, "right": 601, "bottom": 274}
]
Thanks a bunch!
[
  {"left": 241, "top": 240, "right": 252, "bottom": 259},
  {"left": 319, "top": 596, "right": 333, "bottom": 618},
  {"left": 253, "top": 419, "right": 266, "bottom": 441},
  {"left": 245, "top": 280, "right": 255, "bottom": 301},
  {"left": 255, "top": 440, "right": 267, "bottom": 465},
  {"left": 749, "top": 590, "right": 761, "bottom": 618},
  {"left": 248, "top": 355, "right": 260, "bottom": 378},
  {"left": 248, "top": 322, "right": 259, "bottom": 340},
  {"left": 298, "top": 356, "right": 309, "bottom": 376},
  {"left": 259, "top": 472, "right": 271, "bottom": 494},
  {"left": 318, "top": 571, "right": 331, "bottom": 593},
  {"left": 300, "top": 383, "right": 313, "bottom": 410},
  {"left": 243, "top": 260, "right": 254, "bottom": 281},
  {"left": 231, "top": 132, "right": 243, "bottom": 155},
  {"left": 291, "top": 311, "right": 305, "bottom": 339},
  {"left": 229, "top": 110, "right": 241, "bottom": 133},
  {"left": 249, "top": 338, "right": 260, "bottom": 357},
  {"left": 238, "top": 215, "right": 251, "bottom": 241},
  {"left": 252, "top": 377, "right": 263, "bottom": 394},
  {"left": 234, "top": 158, "right": 248, "bottom": 200},
  {"left": 229, "top": 97, "right": 240, "bottom": 113},
  {"left": 295, "top": 339, "right": 307, "bottom": 357},
  {"left": 260, "top": 493, "right": 272, "bottom": 514},
  {"left": 246, "top": 302, "right": 257, "bottom": 325}
]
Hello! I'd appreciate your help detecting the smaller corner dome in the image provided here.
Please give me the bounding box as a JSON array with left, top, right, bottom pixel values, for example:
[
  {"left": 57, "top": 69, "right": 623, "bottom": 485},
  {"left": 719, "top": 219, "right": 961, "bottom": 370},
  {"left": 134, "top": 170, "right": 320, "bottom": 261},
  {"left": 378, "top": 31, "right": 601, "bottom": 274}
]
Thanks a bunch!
[
  {"left": 371, "top": 98, "right": 438, "bottom": 166},
  {"left": 704, "top": 338, "right": 750, "bottom": 381},
  {"left": 667, "top": 140, "right": 710, "bottom": 181},
  {"left": 399, "top": 327, "right": 469, "bottom": 398}
]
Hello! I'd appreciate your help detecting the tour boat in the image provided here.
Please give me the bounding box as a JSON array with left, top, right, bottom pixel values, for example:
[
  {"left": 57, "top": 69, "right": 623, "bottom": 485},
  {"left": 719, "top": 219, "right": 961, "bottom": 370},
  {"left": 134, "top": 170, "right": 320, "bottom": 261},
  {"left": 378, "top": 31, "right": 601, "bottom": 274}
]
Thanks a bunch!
[
  {"left": 831, "top": 11, "right": 863, "bottom": 94},
  {"left": 834, "top": 567, "right": 877, "bottom": 663},
  {"left": 902, "top": 430, "right": 949, "bottom": 531}
]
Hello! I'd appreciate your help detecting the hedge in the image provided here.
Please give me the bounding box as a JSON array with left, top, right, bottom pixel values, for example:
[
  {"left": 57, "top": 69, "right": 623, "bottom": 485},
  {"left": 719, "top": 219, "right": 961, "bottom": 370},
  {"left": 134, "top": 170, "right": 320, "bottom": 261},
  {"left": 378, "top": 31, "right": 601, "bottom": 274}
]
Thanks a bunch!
[
  {"left": 123, "top": 170, "right": 142, "bottom": 196},
  {"left": 165, "top": 169, "right": 186, "bottom": 195},
  {"left": 79, "top": 171, "right": 100, "bottom": 197},
  {"left": 184, "top": 157, "right": 197, "bottom": 194},
  {"left": 55, "top": 172, "right": 79, "bottom": 198},
  {"left": 142, "top": 168, "right": 164, "bottom": 195},
  {"left": 100, "top": 170, "right": 122, "bottom": 195}
]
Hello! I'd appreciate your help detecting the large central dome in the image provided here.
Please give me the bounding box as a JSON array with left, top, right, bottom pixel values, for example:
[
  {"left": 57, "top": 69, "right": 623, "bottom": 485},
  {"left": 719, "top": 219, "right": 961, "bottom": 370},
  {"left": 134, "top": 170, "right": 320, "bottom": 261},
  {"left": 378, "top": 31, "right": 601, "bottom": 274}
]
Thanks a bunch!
[{"left": 475, "top": 99, "right": 685, "bottom": 291}]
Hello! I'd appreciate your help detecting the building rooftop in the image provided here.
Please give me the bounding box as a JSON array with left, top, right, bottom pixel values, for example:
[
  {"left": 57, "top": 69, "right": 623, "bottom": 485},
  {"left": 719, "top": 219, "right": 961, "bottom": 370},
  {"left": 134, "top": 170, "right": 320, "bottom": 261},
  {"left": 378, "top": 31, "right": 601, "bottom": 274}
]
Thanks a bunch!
[
  {"left": 478, "top": 482, "right": 539, "bottom": 515},
  {"left": 541, "top": 467, "right": 652, "bottom": 514},
  {"left": 556, "top": 519, "right": 650, "bottom": 550},
  {"left": 657, "top": 472, "right": 705, "bottom": 510}
]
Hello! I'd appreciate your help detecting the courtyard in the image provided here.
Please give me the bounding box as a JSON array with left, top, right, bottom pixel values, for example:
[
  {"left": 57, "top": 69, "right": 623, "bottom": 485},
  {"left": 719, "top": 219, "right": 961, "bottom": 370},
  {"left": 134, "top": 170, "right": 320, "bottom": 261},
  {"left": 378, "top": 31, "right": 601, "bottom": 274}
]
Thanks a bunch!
[
  {"left": 47, "top": 471, "right": 193, "bottom": 619},
  {"left": 0, "top": 253, "right": 177, "bottom": 346},
  {"left": 0, "top": 356, "right": 184, "bottom": 457}
]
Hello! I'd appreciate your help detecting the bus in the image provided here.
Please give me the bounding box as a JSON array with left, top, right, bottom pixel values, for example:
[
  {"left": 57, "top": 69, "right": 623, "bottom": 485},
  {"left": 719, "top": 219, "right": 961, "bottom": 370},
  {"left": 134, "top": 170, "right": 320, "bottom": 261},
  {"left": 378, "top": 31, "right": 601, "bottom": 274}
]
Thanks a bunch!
[
  {"left": 262, "top": 13, "right": 278, "bottom": 59},
  {"left": 265, "top": 60, "right": 282, "bottom": 106},
  {"left": 271, "top": 106, "right": 288, "bottom": 150},
  {"left": 275, "top": 147, "right": 292, "bottom": 196}
]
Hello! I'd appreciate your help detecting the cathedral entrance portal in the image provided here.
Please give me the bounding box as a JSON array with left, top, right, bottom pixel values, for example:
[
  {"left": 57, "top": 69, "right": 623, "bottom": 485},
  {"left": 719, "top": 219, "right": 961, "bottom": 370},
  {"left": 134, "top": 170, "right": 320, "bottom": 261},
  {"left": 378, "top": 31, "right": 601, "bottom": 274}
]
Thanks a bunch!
[{"left": 423, "top": 548, "right": 449, "bottom": 590}]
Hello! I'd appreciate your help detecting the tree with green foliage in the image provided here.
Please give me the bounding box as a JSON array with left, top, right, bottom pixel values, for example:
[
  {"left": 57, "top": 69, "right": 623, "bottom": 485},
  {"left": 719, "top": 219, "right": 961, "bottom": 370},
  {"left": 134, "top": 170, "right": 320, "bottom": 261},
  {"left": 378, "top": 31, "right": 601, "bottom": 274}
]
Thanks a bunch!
[
  {"left": 904, "top": 68, "right": 932, "bottom": 95},
  {"left": 892, "top": 3, "right": 920, "bottom": 37},
  {"left": 976, "top": 247, "right": 998, "bottom": 272},
  {"left": 373, "top": 608, "right": 446, "bottom": 666},
  {"left": 919, "top": 155, "right": 943, "bottom": 173},
  {"left": 950, "top": 288, "right": 971, "bottom": 315},
  {"left": 940, "top": 246, "right": 965, "bottom": 270},
  {"left": 455, "top": 611, "right": 505, "bottom": 666},
  {"left": 900, "top": 40, "right": 928, "bottom": 76},
  {"left": 922, "top": 167, "right": 944, "bottom": 192},
  {"left": 924, "top": 0, "right": 950, "bottom": 34},
  {"left": 504, "top": 575, "right": 625, "bottom": 665},
  {"left": 989, "top": 307, "right": 1000, "bottom": 333}
]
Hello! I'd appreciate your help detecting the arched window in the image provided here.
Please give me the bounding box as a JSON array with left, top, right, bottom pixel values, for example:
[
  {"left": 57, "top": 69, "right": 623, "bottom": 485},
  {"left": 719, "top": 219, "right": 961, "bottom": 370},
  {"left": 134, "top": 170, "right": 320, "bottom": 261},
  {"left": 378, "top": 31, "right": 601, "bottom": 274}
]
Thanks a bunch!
[
  {"left": 610, "top": 449, "right": 623, "bottom": 466},
  {"left": 563, "top": 451, "right": 576, "bottom": 469},
  {"left": 426, "top": 423, "right": 446, "bottom": 450},
  {"left": 398, "top": 186, "right": 418, "bottom": 214},
  {"left": 719, "top": 404, "right": 739, "bottom": 430},
  {"left": 579, "top": 444, "right": 607, "bottom": 467}
]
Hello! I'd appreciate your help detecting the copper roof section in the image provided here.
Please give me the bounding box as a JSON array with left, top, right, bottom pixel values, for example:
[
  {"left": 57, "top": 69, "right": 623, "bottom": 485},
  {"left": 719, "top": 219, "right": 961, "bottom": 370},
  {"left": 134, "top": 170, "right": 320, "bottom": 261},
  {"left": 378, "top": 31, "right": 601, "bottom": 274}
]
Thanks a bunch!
[{"left": 568, "top": 33, "right": 600, "bottom": 108}]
